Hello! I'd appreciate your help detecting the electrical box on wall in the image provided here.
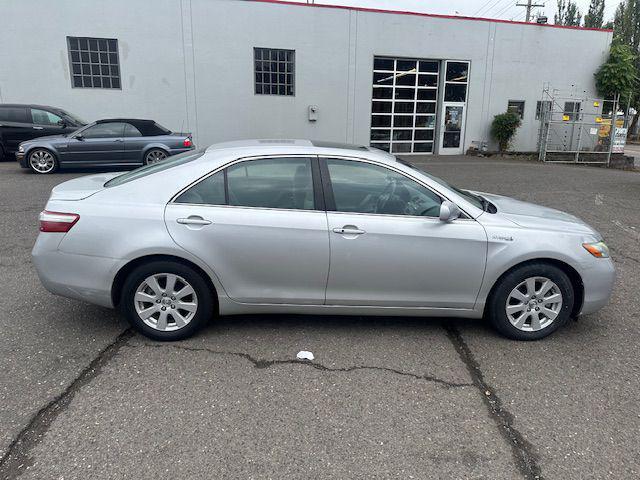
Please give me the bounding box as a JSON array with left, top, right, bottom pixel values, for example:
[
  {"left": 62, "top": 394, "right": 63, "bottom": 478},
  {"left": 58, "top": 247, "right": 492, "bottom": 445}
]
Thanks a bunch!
[{"left": 308, "top": 105, "right": 318, "bottom": 122}]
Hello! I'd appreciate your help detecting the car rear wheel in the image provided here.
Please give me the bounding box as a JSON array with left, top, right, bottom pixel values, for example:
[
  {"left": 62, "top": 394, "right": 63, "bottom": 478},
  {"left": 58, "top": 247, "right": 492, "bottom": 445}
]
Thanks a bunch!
[
  {"left": 28, "top": 149, "right": 58, "bottom": 174},
  {"left": 488, "top": 263, "right": 574, "bottom": 340},
  {"left": 144, "top": 149, "right": 168, "bottom": 165},
  {"left": 120, "top": 261, "right": 213, "bottom": 341}
]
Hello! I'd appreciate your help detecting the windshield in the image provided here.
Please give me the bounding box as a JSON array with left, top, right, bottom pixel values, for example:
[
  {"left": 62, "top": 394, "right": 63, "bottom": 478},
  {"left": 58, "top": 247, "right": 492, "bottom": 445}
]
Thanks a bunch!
[
  {"left": 395, "top": 157, "right": 485, "bottom": 210},
  {"left": 57, "top": 109, "right": 87, "bottom": 126},
  {"left": 105, "top": 149, "right": 205, "bottom": 187}
]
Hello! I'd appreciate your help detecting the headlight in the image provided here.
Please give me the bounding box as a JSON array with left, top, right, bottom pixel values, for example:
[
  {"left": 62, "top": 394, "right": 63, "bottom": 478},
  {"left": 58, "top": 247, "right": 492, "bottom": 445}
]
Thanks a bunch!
[
  {"left": 582, "top": 241, "right": 610, "bottom": 258},
  {"left": 18, "top": 145, "right": 24, "bottom": 153}
]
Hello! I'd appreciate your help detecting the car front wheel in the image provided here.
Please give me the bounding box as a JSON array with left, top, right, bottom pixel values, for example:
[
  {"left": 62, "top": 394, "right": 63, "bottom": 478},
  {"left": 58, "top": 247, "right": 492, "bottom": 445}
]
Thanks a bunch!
[
  {"left": 488, "top": 263, "right": 574, "bottom": 340},
  {"left": 28, "top": 149, "right": 58, "bottom": 174},
  {"left": 120, "top": 261, "right": 214, "bottom": 341}
]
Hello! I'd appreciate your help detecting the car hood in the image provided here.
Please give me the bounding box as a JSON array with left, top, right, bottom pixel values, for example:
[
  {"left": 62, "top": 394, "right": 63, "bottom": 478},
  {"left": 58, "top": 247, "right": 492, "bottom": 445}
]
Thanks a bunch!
[
  {"left": 50, "top": 172, "right": 123, "bottom": 201},
  {"left": 479, "top": 192, "right": 601, "bottom": 237},
  {"left": 23, "top": 134, "right": 67, "bottom": 144}
]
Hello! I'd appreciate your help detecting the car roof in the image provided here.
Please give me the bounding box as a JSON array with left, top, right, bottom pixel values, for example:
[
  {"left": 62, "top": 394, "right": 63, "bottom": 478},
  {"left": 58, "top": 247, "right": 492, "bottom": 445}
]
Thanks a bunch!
[
  {"left": 0, "top": 103, "right": 66, "bottom": 111},
  {"left": 204, "top": 139, "right": 395, "bottom": 164},
  {"left": 96, "top": 118, "right": 156, "bottom": 124}
]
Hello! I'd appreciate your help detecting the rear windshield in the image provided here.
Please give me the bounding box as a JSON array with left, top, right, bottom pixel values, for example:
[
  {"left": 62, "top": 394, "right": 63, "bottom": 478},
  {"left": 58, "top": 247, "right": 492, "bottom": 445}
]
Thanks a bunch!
[{"left": 105, "top": 150, "right": 204, "bottom": 187}]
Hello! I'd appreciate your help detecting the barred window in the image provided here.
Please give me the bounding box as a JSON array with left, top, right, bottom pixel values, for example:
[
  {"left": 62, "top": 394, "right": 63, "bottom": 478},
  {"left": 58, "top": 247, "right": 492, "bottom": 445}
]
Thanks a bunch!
[
  {"left": 67, "top": 36, "right": 121, "bottom": 89},
  {"left": 254, "top": 47, "right": 295, "bottom": 96}
]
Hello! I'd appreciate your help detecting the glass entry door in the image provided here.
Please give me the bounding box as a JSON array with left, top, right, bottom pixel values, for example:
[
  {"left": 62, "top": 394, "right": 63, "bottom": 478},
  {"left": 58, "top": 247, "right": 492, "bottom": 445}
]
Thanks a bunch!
[
  {"left": 439, "top": 61, "right": 469, "bottom": 155},
  {"left": 440, "top": 104, "right": 465, "bottom": 154}
]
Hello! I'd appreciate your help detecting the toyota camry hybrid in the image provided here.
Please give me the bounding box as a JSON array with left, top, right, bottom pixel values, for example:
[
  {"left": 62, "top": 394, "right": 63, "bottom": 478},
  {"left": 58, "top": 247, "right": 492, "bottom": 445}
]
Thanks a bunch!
[{"left": 32, "top": 140, "right": 615, "bottom": 341}]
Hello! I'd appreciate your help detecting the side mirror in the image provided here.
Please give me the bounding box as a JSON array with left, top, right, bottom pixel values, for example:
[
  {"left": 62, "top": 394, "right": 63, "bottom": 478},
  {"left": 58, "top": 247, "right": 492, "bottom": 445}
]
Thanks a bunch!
[
  {"left": 439, "top": 200, "right": 461, "bottom": 222},
  {"left": 75, "top": 134, "right": 84, "bottom": 141},
  {"left": 57, "top": 119, "right": 67, "bottom": 128}
]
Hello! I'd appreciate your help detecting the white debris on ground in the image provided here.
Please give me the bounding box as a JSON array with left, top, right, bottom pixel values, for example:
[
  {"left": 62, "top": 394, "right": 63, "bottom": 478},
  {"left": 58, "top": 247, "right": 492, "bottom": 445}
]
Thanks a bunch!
[{"left": 296, "top": 351, "right": 314, "bottom": 361}]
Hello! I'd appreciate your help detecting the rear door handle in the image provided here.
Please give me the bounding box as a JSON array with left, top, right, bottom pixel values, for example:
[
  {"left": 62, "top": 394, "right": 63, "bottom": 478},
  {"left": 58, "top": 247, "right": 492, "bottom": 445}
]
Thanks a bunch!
[
  {"left": 332, "top": 226, "right": 365, "bottom": 235},
  {"left": 177, "top": 216, "right": 212, "bottom": 226}
]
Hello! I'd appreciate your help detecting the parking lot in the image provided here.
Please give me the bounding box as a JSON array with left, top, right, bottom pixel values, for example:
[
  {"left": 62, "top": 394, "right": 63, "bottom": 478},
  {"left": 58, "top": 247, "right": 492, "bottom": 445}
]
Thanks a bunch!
[{"left": 0, "top": 155, "right": 638, "bottom": 479}]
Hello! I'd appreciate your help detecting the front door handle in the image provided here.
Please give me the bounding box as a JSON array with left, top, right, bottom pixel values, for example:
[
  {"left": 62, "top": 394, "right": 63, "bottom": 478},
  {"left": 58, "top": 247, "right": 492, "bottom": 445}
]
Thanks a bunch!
[
  {"left": 33, "top": 126, "right": 44, "bottom": 130},
  {"left": 333, "top": 226, "right": 366, "bottom": 235},
  {"left": 177, "top": 216, "right": 212, "bottom": 226},
  {"left": 114, "top": 138, "right": 124, "bottom": 142}
]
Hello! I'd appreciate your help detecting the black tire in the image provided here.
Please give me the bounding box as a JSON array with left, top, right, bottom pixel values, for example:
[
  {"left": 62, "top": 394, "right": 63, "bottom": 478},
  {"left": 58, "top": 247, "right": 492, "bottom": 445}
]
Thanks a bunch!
[
  {"left": 488, "top": 263, "right": 574, "bottom": 341},
  {"left": 28, "top": 148, "right": 58, "bottom": 174},
  {"left": 120, "top": 260, "right": 214, "bottom": 341},
  {"left": 143, "top": 148, "right": 168, "bottom": 165},
  {"left": 0, "top": 144, "right": 5, "bottom": 161}
]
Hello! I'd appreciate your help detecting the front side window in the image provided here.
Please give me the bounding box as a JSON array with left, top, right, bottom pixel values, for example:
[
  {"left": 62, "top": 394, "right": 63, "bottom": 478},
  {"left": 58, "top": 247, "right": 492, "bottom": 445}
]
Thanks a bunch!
[
  {"left": 31, "top": 109, "right": 63, "bottom": 126},
  {"left": 67, "top": 36, "right": 121, "bottom": 89},
  {"left": 254, "top": 47, "right": 295, "bottom": 96},
  {"left": 79, "top": 122, "right": 126, "bottom": 138},
  {"left": 228, "top": 157, "right": 313, "bottom": 209},
  {"left": 326, "top": 159, "right": 442, "bottom": 217}
]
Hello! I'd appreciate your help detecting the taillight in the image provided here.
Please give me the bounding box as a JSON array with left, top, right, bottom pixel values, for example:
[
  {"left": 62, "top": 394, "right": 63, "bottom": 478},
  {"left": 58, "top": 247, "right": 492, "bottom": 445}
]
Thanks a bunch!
[
  {"left": 39, "top": 211, "right": 80, "bottom": 233},
  {"left": 183, "top": 137, "right": 192, "bottom": 147}
]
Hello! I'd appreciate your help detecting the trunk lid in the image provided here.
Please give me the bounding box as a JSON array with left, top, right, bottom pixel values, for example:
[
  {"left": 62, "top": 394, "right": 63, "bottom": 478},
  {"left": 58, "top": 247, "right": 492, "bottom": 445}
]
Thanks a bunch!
[{"left": 49, "top": 172, "right": 124, "bottom": 201}]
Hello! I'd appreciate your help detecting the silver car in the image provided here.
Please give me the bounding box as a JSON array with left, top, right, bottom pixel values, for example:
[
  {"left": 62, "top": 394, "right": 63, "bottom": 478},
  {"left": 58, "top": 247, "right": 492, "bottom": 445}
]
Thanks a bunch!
[{"left": 32, "top": 140, "right": 615, "bottom": 341}]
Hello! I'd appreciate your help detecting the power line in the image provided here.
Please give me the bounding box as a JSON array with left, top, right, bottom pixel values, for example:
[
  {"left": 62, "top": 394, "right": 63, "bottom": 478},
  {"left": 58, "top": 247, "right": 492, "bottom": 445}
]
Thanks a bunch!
[
  {"left": 474, "top": 0, "right": 506, "bottom": 16},
  {"left": 494, "top": 2, "right": 518, "bottom": 17}
]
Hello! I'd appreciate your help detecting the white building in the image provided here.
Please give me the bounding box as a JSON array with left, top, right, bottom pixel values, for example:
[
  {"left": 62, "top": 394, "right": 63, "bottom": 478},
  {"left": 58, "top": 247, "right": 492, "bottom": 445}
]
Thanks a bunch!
[{"left": 0, "top": 0, "right": 613, "bottom": 154}]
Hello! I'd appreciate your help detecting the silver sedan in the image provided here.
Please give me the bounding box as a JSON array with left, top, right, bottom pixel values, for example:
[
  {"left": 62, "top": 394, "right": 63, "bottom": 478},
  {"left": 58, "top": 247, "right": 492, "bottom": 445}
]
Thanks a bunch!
[{"left": 32, "top": 140, "right": 615, "bottom": 341}]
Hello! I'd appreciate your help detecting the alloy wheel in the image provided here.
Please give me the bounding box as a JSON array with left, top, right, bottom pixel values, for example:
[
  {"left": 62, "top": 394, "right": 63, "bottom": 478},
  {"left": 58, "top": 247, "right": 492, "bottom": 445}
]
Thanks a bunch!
[
  {"left": 29, "top": 150, "right": 55, "bottom": 173},
  {"left": 145, "top": 150, "right": 167, "bottom": 165},
  {"left": 505, "top": 276, "right": 563, "bottom": 332},
  {"left": 134, "top": 273, "right": 198, "bottom": 331}
]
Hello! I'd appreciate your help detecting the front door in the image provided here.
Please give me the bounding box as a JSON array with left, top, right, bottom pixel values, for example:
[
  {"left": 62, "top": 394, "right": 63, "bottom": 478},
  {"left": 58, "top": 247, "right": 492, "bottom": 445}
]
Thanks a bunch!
[
  {"left": 322, "top": 157, "right": 486, "bottom": 309},
  {"left": 64, "top": 121, "right": 126, "bottom": 164},
  {"left": 165, "top": 156, "right": 330, "bottom": 305},
  {"left": 439, "top": 104, "right": 466, "bottom": 155}
]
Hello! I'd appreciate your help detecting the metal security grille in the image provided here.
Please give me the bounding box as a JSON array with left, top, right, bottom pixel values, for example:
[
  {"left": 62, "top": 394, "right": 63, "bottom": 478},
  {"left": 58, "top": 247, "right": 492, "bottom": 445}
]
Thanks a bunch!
[
  {"left": 370, "top": 57, "right": 439, "bottom": 154},
  {"left": 254, "top": 48, "right": 295, "bottom": 96},
  {"left": 67, "top": 37, "right": 121, "bottom": 89}
]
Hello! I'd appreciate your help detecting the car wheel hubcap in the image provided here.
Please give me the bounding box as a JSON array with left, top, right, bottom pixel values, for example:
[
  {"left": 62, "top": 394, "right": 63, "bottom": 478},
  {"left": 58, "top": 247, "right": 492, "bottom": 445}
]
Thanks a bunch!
[
  {"left": 30, "top": 151, "right": 54, "bottom": 173},
  {"left": 505, "top": 276, "right": 562, "bottom": 332},
  {"left": 134, "top": 273, "right": 198, "bottom": 331},
  {"left": 146, "top": 150, "right": 167, "bottom": 165}
]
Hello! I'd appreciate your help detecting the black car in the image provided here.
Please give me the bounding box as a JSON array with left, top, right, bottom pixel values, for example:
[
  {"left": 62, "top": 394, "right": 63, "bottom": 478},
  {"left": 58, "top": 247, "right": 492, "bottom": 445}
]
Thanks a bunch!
[
  {"left": 0, "top": 104, "right": 85, "bottom": 160},
  {"left": 16, "top": 118, "right": 194, "bottom": 174}
]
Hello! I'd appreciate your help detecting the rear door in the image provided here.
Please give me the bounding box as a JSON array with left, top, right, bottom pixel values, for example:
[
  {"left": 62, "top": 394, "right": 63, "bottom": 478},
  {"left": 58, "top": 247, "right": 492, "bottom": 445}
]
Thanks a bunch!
[
  {"left": 0, "top": 106, "right": 32, "bottom": 153},
  {"left": 165, "top": 156, "right": 330, "bottom": 304},
  {"left": 65, "top": 122, "right": 125, "bottom": 164},
  {"left": 321, "top": 157, "right": 486, "bottom": 309}
]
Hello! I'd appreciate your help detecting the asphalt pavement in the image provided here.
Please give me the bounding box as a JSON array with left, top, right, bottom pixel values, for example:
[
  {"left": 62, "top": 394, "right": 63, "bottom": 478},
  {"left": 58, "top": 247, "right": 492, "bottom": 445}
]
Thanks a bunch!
[{"left": 0, "top": 156, "right": 638, "bottom": 479}]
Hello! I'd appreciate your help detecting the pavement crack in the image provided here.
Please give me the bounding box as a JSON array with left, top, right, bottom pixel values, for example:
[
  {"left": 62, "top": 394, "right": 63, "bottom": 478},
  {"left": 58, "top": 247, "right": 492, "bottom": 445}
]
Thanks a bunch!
[
  {"left": 132, "top": 342, "right": 473, "bottom": 389},
  {"left": 0, "top": 329, "right": 134, "bottom": 480},
  {"left": 444, "top": 324, "right": 544, "bottom": 480}
]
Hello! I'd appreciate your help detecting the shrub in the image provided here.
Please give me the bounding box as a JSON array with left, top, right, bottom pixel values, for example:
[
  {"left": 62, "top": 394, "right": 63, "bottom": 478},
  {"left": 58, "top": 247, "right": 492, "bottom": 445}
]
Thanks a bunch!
[{"left": 491, "top": 112, "right": 522, "bottom": 152}]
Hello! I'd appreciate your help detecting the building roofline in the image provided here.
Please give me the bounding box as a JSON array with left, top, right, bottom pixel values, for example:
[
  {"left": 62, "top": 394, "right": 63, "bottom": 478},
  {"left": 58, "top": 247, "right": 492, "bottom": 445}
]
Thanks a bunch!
[{"left": 250, "top": 0, "right": 613, "bottom": 33}]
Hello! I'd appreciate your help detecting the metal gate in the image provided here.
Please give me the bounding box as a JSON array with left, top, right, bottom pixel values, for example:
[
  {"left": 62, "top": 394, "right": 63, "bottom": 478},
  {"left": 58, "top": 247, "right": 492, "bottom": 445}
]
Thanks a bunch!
[{"left": 537, "top": 85, "right": 622, "bottom": 164}]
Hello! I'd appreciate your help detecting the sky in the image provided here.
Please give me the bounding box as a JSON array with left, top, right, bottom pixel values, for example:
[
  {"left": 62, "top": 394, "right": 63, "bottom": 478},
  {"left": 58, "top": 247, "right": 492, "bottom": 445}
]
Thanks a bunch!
[{"left": 288, "top": 0, "right": 622, "bottom": 23}]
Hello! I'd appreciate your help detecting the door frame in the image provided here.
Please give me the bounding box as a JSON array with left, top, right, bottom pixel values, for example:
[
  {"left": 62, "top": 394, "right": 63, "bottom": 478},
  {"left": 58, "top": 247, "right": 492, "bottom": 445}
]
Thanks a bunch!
[{"left": 439, "top": 102, "right": 467, "bottom": 155}]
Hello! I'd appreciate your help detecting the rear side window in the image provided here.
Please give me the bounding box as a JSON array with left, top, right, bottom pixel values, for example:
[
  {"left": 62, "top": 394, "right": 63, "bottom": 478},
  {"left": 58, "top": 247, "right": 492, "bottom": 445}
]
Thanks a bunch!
[
  {"left": 81, "top": 122, "right": 126, "bottom": 138},
  {"left": 174, "top": 157, "right": 316, "bottom": 210},
  {"left": 124, "top": 123, "right": 142, "bottom": 137},
  {"left": 0, "top": 106, "right": 29, "bottom": 123},
  {"left": 105, "top": 150, "right": 204, "bottom": 187}
]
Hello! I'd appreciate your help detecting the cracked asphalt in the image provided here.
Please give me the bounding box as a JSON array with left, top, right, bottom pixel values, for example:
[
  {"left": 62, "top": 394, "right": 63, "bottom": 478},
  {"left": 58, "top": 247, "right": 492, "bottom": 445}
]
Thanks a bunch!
[{"left": 0, "top": 156, "right": 638, "bottom": 479}]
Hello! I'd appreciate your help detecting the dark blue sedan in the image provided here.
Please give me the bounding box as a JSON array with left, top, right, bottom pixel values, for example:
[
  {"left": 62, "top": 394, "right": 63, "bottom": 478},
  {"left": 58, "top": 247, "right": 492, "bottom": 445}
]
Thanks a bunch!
[{"left": 16, "top": 118, "right": 194, "bottom": 174}]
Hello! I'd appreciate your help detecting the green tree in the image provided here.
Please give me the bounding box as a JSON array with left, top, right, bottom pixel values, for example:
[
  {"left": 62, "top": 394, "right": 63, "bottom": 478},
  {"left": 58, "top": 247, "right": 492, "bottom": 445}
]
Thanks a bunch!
[
  {"left": 554, "top": 0, "right": 582, "bottom": 26},
  {"left": 594, "top": 44, "right": 637, "bottom": 100},
  {"left": 491, "top": 112, "right": 522, "bottom": 152},
  {"left": 584, "top": 0, "right": 606, "bottom": 28},
  {"left": 611, "top": 1, "right": 640, "bottom": 131}
]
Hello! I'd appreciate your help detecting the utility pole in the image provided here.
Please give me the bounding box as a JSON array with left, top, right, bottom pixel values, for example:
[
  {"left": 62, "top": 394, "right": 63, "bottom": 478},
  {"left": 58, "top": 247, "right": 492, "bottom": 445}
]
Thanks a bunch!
[{"left": 516, "top": 1, "right": 545, "bottom": 22}]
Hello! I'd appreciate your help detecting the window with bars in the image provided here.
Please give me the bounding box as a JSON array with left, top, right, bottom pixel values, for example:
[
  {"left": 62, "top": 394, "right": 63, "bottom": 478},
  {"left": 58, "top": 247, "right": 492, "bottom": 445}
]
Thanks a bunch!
[
  {"left": 67, "top": 36, "right": 121, "bottom": 89},
  {"left": 254, "top": 47, "right": 295, "bottom": 96}
]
